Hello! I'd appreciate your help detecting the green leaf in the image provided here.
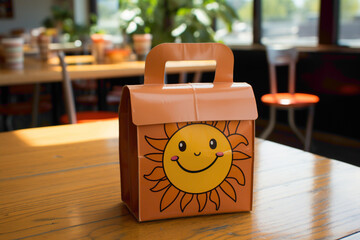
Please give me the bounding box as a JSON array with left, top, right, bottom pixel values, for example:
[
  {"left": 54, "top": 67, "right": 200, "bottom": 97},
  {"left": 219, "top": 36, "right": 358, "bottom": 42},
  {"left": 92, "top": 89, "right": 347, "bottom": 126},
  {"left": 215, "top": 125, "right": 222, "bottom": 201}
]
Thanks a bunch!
[
  {"left": 193, "top": 8, "right": 211, "bottom": 26},
  {"left": 118, "top": 0, "right": 238, "bottom": 43},
  {"left": 171, "top": 23, "right": 187, "bottom": 37}
]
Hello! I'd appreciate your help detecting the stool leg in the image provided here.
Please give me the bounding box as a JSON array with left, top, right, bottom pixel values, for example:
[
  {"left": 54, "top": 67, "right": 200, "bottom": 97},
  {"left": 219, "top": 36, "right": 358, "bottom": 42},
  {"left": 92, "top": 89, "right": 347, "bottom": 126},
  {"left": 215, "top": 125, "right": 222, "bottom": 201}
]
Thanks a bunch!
[
  {"left": 193, "top": 71, "right": 202, "bottom": 83},
  {"left": 6, "top": 115, "right": 14, "bottom": 130},
  {"left": 31, "top": 83, "right": 41, "bottom": 128},
  {"left": 1, "top": 86, "right": 9, "bottom": 131},
  {"left": 260, "top": 106, "right": 276, "bottom": 139},
  {"left": 288, "top": 108, "right": 305, "bottom": 145},
  {"left": 179, "top": 72, "right": 187, "bottom": 83},
  {"left": 304, "top": 105, "right": 315, "bottom": 152}
]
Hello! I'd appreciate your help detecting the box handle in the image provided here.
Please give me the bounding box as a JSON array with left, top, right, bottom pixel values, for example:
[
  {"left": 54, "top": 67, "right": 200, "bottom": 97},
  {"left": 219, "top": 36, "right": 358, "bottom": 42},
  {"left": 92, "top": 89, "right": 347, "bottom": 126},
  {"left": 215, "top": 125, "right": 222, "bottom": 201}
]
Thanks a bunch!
[{"left": 144, "top": 43, "right": 234, "bottom": 85}]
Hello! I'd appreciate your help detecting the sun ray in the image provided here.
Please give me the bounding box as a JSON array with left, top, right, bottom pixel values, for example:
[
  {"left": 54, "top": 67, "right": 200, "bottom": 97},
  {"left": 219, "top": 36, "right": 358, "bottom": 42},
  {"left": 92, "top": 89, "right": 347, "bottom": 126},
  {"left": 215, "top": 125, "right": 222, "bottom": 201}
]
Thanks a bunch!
[
  {"left": 151, "top": 178, "right": 171, "bottom": 192},
  {"left": 144, "top": 167, "right": 166, "bottom": 181},
  {"left": 177, "top": 122, "right": 188, "bottom": 129},
  {"left": 214, "top": 121, "right": 226, "bottom": 133},
  {"left": 224, "top": 121, "right": 230, "bottom": 136},
  {"left": 196, "top": 193, "right": 208, "bottom": 212},
  {"left": 219, "top": 180, "right": 237, "bottom": 202},
  {"left": 145, "top": 136, "right": 168, "bottom": 152},
  {"left": 180, "top": 193, "right": 193, "bottom": 212},
  {"left": 227, "top": 165, "right": 245, "bottom": 186},
  {"left": 205, "top": 121, "right": 214, "bottom": 126},
  {"left": 160, "top": 185, "right": 180, "bottom": 212},
  {"left": 144, "top": 153, "right": 163, "bottom": 162},
  {"left": 232, "top": 151, "right": 251, "bottom": 160},
  {"left": 165, "top": 123, "right": 179, "bottom": 138},
  {"left": 228, "top": 134, "right": 249, "bottom": 149},
  {"left": 228, "top": 120, "right": 240, "bottom": 135},
  {"left": 209, "top": 189, "right": 220, "bottom": 210}
]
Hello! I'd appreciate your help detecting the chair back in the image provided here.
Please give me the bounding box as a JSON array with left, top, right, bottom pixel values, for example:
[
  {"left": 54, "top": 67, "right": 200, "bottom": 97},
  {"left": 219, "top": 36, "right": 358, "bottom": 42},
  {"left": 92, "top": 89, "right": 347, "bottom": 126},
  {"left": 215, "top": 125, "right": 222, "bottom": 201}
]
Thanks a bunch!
[
  {"left": 58, "top": 51, "right": 77, "bottom": 124},
  {"left": 266, "top": 45, "right": 298, "bottom": 95}
]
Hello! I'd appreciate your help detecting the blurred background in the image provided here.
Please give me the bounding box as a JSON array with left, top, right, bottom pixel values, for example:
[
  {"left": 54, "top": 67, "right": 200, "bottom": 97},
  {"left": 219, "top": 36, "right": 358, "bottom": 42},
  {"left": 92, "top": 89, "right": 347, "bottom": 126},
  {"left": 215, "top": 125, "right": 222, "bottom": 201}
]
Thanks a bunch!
[{"left": 0, "top": 0, "right": 359, "bottom": 166}]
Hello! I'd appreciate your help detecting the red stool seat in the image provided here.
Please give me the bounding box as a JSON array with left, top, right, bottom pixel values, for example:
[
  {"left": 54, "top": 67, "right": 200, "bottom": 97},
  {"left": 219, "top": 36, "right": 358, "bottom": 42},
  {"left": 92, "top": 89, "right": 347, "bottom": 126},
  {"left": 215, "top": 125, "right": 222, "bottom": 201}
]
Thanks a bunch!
[
  {"left": 60, "top": 111, "right": 118, "bottom": 124},
  {"left": 261, "top": 93, "right": 319, "bottom": 108}
]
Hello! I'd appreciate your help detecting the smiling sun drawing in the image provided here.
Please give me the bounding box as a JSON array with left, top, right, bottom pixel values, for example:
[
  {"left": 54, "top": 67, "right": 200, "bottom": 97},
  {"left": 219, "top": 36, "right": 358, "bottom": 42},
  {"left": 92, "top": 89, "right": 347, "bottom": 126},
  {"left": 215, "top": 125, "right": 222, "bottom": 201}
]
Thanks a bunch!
[{"left": 143, "top": 120, "right": 251, "bottom": 213}]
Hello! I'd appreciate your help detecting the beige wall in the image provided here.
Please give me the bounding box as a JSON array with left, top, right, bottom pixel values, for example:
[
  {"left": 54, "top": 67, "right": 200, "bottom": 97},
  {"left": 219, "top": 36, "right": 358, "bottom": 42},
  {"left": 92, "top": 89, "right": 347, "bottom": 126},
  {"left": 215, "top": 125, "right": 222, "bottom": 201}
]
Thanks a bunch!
[{"left": 0, "top": 0, "right": 53, "bottom": 34}]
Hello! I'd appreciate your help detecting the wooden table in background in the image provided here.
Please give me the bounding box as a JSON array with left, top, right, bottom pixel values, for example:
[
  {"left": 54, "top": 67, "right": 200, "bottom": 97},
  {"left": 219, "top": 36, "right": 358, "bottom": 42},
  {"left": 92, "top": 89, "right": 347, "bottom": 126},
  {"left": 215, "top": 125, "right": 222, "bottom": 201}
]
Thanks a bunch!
[
  {"left": 0, "top": 56, "right": 216, "bottom": 86},
  {"left": 0, "top": 56, "right": 216, "bottom": 126},
  {"left": 0, "top": 120, "right": 359, "bottom": 239}
]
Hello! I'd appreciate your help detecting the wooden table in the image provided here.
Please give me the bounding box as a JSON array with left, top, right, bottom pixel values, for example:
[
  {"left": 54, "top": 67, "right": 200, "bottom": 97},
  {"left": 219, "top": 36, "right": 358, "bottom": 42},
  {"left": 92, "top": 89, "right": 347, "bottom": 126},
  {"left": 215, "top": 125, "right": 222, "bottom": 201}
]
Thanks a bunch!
[
  {"left": 0, "top": 120, "right": 359, "bottom": 239},
  {"left": 0, "top": 56, "right": 216, "bottom": 86},
  {"left": 24, "top": 42, "right": 83, "bottom": 56},
  {"left": 0, "top": 56, "right": 215, "bottom": 127}
]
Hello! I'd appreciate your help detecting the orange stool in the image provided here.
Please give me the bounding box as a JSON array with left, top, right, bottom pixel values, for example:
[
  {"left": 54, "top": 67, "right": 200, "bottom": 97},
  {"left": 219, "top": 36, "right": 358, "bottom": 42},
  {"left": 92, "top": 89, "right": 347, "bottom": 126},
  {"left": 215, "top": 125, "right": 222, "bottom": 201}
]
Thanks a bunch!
[
  {"left": 260, "top": 45, "right": 319, "bottom": 151},
  {"left": 57, "top": 51, "right": 118, "bottom": 124}
]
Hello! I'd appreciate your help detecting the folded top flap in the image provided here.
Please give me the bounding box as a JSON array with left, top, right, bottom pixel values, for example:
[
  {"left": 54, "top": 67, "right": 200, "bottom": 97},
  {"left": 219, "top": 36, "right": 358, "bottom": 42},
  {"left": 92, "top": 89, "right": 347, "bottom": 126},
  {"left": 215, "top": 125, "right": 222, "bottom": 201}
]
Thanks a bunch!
[
  {"left": 145, "top": 43, "right": 234, "bottom": 85},
  {"left": 127, "top": 82, "right": 258, "bottom": 126}
]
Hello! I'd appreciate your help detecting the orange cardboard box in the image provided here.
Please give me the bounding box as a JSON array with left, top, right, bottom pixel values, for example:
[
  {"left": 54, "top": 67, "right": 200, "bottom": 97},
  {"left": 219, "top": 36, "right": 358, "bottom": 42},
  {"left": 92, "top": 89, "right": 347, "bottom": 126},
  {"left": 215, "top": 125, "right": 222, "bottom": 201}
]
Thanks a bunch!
[{"left": 119, "top": 43, "right": 258, "bottom": 221}]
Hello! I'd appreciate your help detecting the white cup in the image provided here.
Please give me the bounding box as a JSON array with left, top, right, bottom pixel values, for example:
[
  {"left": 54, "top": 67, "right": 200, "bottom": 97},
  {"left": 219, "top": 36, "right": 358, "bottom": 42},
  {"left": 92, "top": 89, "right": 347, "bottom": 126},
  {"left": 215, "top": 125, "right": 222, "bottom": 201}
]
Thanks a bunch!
[
  {"left": 91, "top": 34, "right": 107, "bottom": 64},
  {"left": 38, "top": 34, "right": 51, "bottom": 61},
  {"left": 132, "top": 34, "right": 152, "bottom": 61},
  {"left": 1, "top": 38, "right": 24, "bottom": 70}
]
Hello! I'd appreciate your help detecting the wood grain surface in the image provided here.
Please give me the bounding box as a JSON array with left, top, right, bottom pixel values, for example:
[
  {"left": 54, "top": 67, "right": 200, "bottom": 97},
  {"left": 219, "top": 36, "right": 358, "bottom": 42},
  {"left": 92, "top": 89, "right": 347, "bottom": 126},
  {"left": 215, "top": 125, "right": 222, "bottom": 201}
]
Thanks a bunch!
[
  {"left": 0, "top": 56, "right": 216, "bottom": 86},
  {"left": 0, "top": 120, "right": 359, "bottom": 239}
]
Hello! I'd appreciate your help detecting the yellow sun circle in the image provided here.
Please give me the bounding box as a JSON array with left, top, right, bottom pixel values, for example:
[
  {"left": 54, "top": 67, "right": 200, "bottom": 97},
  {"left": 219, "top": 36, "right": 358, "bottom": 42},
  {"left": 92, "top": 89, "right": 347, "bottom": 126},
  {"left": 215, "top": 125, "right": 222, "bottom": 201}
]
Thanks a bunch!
[{"left": 163, "top": 124, "right": 233, "bottom": 194}]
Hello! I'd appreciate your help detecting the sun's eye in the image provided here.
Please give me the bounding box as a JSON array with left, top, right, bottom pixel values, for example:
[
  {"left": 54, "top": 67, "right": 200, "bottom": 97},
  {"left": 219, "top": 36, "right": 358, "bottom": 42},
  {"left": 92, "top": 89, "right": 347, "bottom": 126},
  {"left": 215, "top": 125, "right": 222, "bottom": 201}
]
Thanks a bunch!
[
  {"left": 209, "top": 138, "right": 217, "bottom": 149},
  {"left": 178, "top": 141, "right": 186, "bottom": 152}
]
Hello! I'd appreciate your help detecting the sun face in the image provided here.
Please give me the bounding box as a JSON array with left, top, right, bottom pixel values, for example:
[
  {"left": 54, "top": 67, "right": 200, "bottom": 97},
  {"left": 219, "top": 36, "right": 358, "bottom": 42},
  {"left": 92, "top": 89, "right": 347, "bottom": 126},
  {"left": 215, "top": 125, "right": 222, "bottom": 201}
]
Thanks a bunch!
[
  {"left": 163, "top": 124, "right": 232, "bottom": 194},
  {"left": 144, "top": 121, "right": 251, "bottom": 212}
]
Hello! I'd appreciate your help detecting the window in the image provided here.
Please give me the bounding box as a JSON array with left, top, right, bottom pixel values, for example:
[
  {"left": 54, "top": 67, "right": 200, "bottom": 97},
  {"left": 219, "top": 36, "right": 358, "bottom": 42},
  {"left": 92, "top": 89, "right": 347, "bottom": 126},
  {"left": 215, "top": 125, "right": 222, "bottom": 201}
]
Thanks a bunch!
[
  {"left": 338, "top": 0, "right": 360, "bottom": 47},
  {"left": 261, "top": 0, "right": 320, "bottom": 46},
  {"left": 216, "top": 0, "right": 253, "bottom": 45},
  {"left": 96, "top": 0, "right": 120, "bottom": 34}
]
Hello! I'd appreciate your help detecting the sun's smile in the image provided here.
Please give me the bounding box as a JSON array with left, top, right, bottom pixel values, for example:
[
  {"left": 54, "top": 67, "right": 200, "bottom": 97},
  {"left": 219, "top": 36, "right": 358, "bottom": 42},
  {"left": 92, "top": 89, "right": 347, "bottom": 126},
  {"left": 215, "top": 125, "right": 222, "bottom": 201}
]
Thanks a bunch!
[
  {"left": 144, "top": 121, "right": 251, "bottom": 212},
  {"left": 173, "top": 154, "right": 221, "bottom": 173}
]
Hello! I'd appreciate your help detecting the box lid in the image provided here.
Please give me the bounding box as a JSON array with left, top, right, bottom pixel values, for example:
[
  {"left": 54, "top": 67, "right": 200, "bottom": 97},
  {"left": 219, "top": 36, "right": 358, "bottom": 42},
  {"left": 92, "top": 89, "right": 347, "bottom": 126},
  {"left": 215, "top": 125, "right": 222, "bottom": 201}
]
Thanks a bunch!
[
  {"left": 121, "top": 43, "right": 258, "bottom": 126},
  {"left": 126, "top": 82, "right": 257, "bottom": 126}
]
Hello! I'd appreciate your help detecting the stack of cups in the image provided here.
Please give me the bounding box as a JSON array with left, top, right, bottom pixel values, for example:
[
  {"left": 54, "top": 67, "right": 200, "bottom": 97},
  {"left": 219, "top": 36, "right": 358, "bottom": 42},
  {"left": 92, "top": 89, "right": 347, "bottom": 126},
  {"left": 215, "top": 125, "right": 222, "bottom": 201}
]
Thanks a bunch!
[
  {"left": 132, "top": 34, "right": 152, "bottom": 61},
  {"left": 91, "top": 34, "right": 106, "bottom": 64},
  {"left": 38, "top": 34, "right": 51, "bottom": 61},
  {"left": 1, "top": 38, "right": 24, "bottom": 70}
]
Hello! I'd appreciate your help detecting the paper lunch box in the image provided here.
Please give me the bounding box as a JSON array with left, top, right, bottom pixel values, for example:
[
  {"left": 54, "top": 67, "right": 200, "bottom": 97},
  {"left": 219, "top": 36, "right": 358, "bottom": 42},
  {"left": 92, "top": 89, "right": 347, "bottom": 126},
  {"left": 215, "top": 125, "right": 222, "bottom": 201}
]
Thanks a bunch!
[{"left": 119, "top": 43, "right": 258, "bottom": 221}]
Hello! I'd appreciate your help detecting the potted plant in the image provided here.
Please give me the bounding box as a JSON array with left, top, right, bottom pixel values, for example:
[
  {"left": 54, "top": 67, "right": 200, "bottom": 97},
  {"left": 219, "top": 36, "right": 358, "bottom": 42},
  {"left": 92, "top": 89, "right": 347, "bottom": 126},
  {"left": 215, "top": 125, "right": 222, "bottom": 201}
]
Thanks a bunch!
[
  {"left": 118, "top": 0, "right": 239, "bottom": 46},
  {"left": 42, "top": 4, "right": 95, "bottom": 43},
  {"left": 118, "top": 0, "right": 158, "bottom": 59}
]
